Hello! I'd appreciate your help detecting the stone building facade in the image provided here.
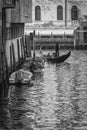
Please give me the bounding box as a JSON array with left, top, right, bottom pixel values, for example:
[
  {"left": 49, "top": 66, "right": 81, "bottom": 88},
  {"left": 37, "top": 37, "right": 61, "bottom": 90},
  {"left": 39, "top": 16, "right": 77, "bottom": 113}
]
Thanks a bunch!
[
  {"left": 5, "top": 0, "right": 32, "bottom": 67},
  {"left": 25, "top": 0, "right": 87, "bottom": 48},
  {"left": 0, "top": 0, "right": 32, "bottom": 82},
  {"left": 31, "top": 0, "right": 87, "bottom": 27}
]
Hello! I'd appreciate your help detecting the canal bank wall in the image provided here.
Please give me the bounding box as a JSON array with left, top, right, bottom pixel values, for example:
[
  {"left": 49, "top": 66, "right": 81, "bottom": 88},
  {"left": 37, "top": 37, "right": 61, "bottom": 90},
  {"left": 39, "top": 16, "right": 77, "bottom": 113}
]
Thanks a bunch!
[
  {"left": 0, "top": 0, "right": 32, "bottom": 97},
  {"left": 0, "top": 35, "right": 29, "bottom": 98}
]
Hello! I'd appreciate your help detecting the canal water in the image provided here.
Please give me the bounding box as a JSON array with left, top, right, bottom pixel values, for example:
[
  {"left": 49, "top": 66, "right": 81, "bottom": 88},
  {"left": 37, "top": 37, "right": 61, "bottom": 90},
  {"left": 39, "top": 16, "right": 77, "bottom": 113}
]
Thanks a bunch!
[{"left": 0, "top": 50, "right": 87, "bottom": 130}]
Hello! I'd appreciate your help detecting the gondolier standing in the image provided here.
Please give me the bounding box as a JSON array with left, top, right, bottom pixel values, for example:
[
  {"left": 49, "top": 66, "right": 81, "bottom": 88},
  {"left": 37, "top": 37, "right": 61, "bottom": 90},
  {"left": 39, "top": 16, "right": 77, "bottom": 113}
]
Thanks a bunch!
[{"left": 55, "top": 42, "right": 59, "bottom": 57}]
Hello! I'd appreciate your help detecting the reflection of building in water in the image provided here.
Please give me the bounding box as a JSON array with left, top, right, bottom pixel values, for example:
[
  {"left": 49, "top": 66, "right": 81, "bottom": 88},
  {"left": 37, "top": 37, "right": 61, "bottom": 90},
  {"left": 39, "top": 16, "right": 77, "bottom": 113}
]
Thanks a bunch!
[{"left": 25, "top": 0, "right": 87, "bottom": 49}]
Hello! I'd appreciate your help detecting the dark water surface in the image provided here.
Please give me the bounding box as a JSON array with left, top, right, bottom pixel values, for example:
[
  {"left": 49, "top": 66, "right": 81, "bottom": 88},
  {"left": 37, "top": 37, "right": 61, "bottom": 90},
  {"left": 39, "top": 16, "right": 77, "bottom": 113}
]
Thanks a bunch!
[{"left": 0, "top": 50, "right": 87, "bottom": 130}]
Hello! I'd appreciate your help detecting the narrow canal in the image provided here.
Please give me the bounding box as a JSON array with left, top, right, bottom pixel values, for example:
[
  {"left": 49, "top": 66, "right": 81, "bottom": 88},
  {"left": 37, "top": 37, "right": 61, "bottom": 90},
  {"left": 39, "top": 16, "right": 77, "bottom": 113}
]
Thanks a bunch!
[{"left": 0, "top": 50, "right": 87, "bottom": 130}]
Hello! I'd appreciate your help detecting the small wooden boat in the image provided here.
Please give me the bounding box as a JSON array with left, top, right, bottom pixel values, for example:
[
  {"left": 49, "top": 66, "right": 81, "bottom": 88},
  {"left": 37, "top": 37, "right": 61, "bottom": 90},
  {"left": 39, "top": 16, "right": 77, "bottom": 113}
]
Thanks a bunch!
[
  {"left": 9, "top": 69, "right": 33, "bottom": 85},
  {"left": 35, "top": 60, "right": 44, "bottom": 69},
  {"left": 29, "top": 61, "right": 43, "bottom": 75},
  {"left": 34, "top": 57, "right": 45, "bottom": 68},
  {"left": 33, "top": 68, "right": 43, "bottom": 74},
  {"left": 46, "top": 51, "right": 71, "bottom": 63}
]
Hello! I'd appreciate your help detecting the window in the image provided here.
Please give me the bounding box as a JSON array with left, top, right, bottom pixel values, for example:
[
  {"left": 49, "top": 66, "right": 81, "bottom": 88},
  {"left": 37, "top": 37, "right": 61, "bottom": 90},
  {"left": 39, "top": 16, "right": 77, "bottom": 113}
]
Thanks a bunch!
[
  {"left": 35, "top": 6, "right": 41, "bottom": 20},
  {"left": 71, "top": 6, "right": 78, "bottom": 20},
  {"left": 57, "top": 6, "right": 63, "bottom": 20}
]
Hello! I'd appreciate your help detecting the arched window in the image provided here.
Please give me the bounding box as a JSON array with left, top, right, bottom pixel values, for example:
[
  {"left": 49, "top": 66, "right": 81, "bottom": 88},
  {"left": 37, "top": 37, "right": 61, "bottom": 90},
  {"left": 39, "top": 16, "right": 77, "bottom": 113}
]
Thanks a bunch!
[
  {"left": 35, "top": 6, "right": 41, "bottom": 21},
  {"left": 57, "top": 6, "right": 63, "bottom": 20},
  {"left": 71, "top": 6, "right": 78, "bottom": 20}
]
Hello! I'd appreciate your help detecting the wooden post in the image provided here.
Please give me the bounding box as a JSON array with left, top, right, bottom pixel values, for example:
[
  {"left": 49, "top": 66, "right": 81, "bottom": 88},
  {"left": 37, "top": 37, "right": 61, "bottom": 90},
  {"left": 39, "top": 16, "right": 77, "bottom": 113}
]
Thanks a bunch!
[
  {"left": 25, "top": 36, "right": 27, "bottom": 56},
  {"left": 25, "top": 37, "right": 27, "bottom": 55},
  {"left": 10, "top": 45, "right": 13, "bottom": 72},
  {"left": 38, "top": 32, "right": 39, "bottom": 38},
  {"left": 74, "top": 39, "right": 76, "bottom": 49},
  {"left": 22, "top": 37, "right": 25, "bottom": 58},
  {"left": 12, "top": 43, "right": 16, "bottom": 71},
  {"left": 30, "top": 33, "right": 33, "bottom": 57},
  {"left": 20, "top": 38, "right": 23, "bottom": 59},
  {"left": 51, "top": 32, "right": 53, "bottom": 38},
  {"left": 27, "top": 35, "right": 31, "bottom": 57},
  {"left": 33, "top": 39, "right": 35, "bottom": 59},
  {"left": 17, "top": 39, "right": 20, "bottom": 66},
  {"left": 21, "top": 37, "right": 24, "bottom": 58},
  {"left": 33, "top": 30, "right": 36, "bottom": 60},
  {"left": 29, "top": 41, "right": 31, "bottom": 57}
]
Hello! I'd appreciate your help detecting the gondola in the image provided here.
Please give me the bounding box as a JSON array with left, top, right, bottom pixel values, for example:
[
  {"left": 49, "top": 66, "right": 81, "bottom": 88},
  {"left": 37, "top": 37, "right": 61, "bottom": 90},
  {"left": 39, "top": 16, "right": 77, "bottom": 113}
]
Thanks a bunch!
[{"left": 46, "top": 51, "right": 71, "bottom": 63}]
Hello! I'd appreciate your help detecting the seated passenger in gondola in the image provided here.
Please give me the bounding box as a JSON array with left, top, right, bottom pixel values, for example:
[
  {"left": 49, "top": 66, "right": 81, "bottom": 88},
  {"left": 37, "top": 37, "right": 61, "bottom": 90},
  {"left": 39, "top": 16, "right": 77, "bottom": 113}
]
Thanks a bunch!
[{"left": 55, "top": 42, "right": 59, "bottom": 57}]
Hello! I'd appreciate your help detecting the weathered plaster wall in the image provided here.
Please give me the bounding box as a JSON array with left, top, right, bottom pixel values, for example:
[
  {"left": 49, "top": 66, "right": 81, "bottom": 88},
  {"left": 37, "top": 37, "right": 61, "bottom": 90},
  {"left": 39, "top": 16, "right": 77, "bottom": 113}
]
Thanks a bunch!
[
  {"left": 67, "top": 1, "right": 87, "bottom": 19},
  {"left": 11, "top": 0, "right": 32, "bottom": 23},
  {"left": 4, "top": 0, "right": 32, "bottom": 69},
  {"left": 32, "top": 0, "right": 65, "bottom": 26},
  {"left": 31, "top": 0, "right": 87, "bottom": 27},
  {"left": 33, "top": 0, "right": 64, "bottom": 21}
]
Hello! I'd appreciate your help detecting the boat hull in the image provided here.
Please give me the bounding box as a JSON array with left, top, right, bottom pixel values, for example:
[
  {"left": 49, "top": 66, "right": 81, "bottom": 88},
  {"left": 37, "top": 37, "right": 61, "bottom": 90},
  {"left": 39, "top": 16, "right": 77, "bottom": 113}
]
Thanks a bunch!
[
  {"left": 47, "top": 51, "right": 71, "bottom": 63},
  {"left": 9, "top": 69, "right": 33, "bottom": 85}
]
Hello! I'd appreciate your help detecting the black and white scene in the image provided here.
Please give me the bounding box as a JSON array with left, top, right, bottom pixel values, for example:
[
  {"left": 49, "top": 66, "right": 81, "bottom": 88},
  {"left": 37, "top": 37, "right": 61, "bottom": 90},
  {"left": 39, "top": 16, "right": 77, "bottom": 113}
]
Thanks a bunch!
[{"left": 0, "top": 0, "right": 87, "bottom": 129}]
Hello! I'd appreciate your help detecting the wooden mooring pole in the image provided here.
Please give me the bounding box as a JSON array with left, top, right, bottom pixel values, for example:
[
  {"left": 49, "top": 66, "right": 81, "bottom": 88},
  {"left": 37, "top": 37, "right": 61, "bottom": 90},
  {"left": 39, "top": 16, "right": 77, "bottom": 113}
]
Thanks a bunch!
[
  {"left": 10, "top": 45, "right": 13, "bottom": 72},
  {"left": 17, "top": 39, "right": 20, "bottom": 66}
]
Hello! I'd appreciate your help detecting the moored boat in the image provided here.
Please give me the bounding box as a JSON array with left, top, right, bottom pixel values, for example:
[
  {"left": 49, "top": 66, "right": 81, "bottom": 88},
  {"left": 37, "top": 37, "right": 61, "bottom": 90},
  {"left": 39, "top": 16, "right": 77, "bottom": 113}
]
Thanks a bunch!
[
  {"left": 46, "top": 51, "right": 71, "bottom": 63},
  {"left": 33, "top": 68, "right": 43, "bottom": 74},
  {"left": 9, "top": 69, "right": 33, "bottom": 85},
  {"left": 29, "top": 61, "right": 43, "bottom": 75}
]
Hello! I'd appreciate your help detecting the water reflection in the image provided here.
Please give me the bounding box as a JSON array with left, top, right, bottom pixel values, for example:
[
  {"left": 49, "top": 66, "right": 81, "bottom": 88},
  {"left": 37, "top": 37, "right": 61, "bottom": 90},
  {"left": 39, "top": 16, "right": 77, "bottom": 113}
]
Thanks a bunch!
[{"left": 0, "top": 50, "right": 87, "bottom": 130}]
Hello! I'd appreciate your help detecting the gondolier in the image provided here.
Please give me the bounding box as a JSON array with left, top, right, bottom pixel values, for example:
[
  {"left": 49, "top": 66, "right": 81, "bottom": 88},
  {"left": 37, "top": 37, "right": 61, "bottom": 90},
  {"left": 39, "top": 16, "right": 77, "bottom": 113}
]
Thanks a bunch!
[{"left": 55, "top": 42, "right": 59, "bottom": 57}]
